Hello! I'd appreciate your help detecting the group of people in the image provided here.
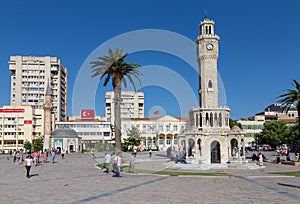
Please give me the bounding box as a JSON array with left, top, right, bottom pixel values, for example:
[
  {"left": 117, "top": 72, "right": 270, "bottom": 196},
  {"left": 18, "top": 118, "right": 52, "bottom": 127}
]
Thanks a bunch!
[
  {"left": 10, "top": 148, "right": 66, "bottom": 178},
  {"left": 251, "top": 151, "right": 265, "bottom": 167},
  {"left": 103, "top": 152, "right": 123, "bottom": 177},
  {"left": 101, "top": 150, "right": 154, "bottom": 177}
]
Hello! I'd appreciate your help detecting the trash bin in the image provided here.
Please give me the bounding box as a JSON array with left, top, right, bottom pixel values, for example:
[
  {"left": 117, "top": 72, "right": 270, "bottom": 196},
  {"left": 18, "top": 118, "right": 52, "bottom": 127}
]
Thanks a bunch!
[{"left": 276, "top": 156, "right": 280, "bottom": 164}]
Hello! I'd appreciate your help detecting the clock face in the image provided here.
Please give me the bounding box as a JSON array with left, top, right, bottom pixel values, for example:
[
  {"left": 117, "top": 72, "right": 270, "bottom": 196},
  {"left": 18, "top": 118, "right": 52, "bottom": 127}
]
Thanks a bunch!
[{"left": 206, "top": 43, "right": 214, "bottom": 50}]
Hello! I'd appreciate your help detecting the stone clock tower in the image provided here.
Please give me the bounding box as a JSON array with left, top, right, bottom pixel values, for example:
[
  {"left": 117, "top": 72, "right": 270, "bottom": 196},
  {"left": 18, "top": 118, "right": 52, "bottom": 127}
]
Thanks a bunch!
[
  {"left": 196, "top": 17, "right": 220, "bottom": 108},
  {"left": 177, "top": 16, "right": 245, "bottom": 165}
]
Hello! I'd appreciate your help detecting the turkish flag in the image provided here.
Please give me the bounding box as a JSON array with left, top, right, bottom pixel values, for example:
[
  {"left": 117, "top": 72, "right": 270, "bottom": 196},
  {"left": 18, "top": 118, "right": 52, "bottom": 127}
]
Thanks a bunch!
[
  {"left": 81, "top": 110, "right": 95, "bottom": 119},
  {"left": 154, "top": 110, "right": 159, "bottom": 115}
]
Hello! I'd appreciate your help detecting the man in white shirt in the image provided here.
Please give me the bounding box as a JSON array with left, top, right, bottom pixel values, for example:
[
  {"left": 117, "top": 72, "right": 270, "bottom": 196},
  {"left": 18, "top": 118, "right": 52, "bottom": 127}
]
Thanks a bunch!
[
  {"left": 114, "top": 152, "right": 122, "bottom": 177},
  {"left": 104, "top": 152, "right": 111, "bottom": 173}
]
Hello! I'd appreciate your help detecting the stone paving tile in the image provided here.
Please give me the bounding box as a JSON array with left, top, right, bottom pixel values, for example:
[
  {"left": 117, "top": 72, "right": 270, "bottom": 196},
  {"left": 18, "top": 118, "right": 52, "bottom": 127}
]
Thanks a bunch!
[{"left": 0, "top": 152, "right": 300, "bottom": 203}]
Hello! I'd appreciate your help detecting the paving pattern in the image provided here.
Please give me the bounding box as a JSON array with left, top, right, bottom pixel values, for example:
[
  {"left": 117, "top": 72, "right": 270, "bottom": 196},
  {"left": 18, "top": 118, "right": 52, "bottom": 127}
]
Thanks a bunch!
[{"left": 0, "top": 151, "right": 299, "bottom": 204}]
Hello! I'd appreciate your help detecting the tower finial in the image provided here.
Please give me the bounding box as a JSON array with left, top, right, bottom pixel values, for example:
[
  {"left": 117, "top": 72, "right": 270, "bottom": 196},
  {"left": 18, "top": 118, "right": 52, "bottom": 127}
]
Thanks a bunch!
[
  {"left": 204, "top": 9, "right": 208, "bottom": 19},
  {"left": 46, "top": 79, "right": 52, "bottom": 95}
]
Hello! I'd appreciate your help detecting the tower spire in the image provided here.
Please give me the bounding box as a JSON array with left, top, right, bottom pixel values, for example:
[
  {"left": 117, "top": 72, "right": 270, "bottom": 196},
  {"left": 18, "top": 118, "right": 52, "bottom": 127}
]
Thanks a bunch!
[
  {"left": 204, "top": 9, "right": 208, "bottom": 19},
  {"left": 46, "top": 79, "right": 52, "bottom": 95}
]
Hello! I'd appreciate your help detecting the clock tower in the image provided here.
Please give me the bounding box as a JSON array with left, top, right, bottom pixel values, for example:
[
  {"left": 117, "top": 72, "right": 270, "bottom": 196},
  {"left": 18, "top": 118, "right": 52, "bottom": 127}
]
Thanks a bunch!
[
  {"left": 177, "top": 15, "right": 245, "bottom": 165},
  {"left": 196, "top": 17, "right": 220, "bottom": 108}
]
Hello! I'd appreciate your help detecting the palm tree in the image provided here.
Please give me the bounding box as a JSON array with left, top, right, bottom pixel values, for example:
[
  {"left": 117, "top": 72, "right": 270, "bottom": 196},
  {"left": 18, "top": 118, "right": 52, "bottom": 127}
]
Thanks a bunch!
[
  {"left": 277, "top": 79, "right": 300, "bottom": 149},
  {"left": 90, "top": 48, "right": 142, "bottom": 152}
]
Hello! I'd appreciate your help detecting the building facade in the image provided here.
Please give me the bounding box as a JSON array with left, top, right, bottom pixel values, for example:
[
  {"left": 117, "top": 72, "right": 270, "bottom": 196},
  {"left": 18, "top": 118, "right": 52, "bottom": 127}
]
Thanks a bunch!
[
  {"left": 55, "top": 116, "right": 112, "bottom": 150},
  {"left": 121, "top": 115, "right": 189, "bottom": 151},
  {"left": 0, "top": 106, "right": 45, "bottom": 152},
  {"left": 238, "top": 115, "right": 265, "bottom": 146},
  {"left": 238, "top": 103, "right": 298, "bottom": 146},
  {"left": 105, "top": 91, "right": 144, "bottom": 121},
  {"left": 9, "top": 56, "right": 68, "bottom": 121},
  {"left": 50, "top": 128, "right": 81, "bottom": 153}
]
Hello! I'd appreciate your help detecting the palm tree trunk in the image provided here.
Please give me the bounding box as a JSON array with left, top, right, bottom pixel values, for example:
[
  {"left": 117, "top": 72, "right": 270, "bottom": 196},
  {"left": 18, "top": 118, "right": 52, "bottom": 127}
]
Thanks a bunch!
[
  {"left": 114, "top": 78, "right": 122, "bottom": 153},
  {"left": 298, "top": 106, "right": 300, "bottom": 151}
]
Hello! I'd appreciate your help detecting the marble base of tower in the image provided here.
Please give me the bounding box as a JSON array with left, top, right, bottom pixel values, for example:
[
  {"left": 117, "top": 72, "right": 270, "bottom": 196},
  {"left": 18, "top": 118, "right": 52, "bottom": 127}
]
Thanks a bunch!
[{"left": 177, "top": 107, "right": 245, "bottom": 164}]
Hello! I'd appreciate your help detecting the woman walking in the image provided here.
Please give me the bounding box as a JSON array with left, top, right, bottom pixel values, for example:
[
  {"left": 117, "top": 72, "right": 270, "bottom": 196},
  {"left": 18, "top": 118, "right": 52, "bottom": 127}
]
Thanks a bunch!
[{"left": 24, "top": 154, "right": 34, "bottom": 178}]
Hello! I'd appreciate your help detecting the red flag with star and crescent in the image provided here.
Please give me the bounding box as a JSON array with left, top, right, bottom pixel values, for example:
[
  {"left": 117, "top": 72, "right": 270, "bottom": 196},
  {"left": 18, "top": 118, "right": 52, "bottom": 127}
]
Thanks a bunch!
[{"left": 81, "top": 110, "right": 95, "bottom": 119}]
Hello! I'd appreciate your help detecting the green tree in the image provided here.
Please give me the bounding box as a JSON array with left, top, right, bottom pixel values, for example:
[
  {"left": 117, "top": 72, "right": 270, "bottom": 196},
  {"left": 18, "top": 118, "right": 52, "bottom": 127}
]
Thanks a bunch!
[
  {"left": 258, "top": 120, "right": 290, "bottom": 147},
  {"left": 277, "top": 79, "right": 300, "bottom": 148},
  {"left": 33, "top": 138, "right": 43, "bottom": 151},
  {"left": 289, "top": 123, "right": 299, "bottom": 146},
  {"left": 23, "top": 141, "right": 32, "bottom": 151},
  {"left": 90, "top": 49, "right": 142, "bottom": 152},
  {"left": 229, "top": 118, "right": 241, "bottom": 128},
  {"left": 123, "top": 126, "right": 142, "bottom": 151}
]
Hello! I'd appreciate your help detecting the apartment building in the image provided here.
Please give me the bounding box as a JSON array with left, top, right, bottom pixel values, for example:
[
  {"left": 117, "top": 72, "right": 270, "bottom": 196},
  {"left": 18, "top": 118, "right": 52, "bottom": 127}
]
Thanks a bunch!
[
  {"left": 9, "top": 56, "right": 68, "bottom": 121},
  {"left": 0, "top": 106, "right": 45, "bottom": 152},
  {"left": 238, "top": 115, "right": 265, "bottom": 146},
  {"left": 105, "top": 91, "right": 144, "bottom": 121}
]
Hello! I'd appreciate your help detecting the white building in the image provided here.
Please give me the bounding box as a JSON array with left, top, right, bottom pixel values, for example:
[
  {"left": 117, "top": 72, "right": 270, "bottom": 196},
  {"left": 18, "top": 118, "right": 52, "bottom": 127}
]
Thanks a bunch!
[
  {"left": 121, "top": 115, "right": 189, "bottom": 150},
  {"left": 105, "top": 91, "right": 144, "bottom": 121},
  {"left": 238, "top": 115, "right": 265, "bottom": 146},
  {"left": 238, "top": 103, "right": 298, "bottom": 146},
  {"left": 9, "top": 56, "right": 68, "bottom": 121},
  {"left": 0, "top": 106, "right": 46, "bottom": 152},
  {"left": 55, "top": 116, "right": 112, "bottom": 150}
]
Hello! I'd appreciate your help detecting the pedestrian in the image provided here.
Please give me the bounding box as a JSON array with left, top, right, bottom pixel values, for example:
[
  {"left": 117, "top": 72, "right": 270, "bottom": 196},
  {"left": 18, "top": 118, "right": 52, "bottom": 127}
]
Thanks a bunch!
[
  {"left": 89, "top": 150, "right": 95, "bottom": 163},
  {"left": 149, "top": 149, "right": 152, "bottom": 158},
  {"left": 33, "top": 151, "right": 39, "bottom": 166},
  {"left": 295, "top": 152, "right": 299, "bottom": 162},
  {"left": 23, "top": 154, "right": 34, "bottom": 178},
  {"left": 104, "top": 152, "right": 111, "bottom": 173},
  {"left": 286, "top": 149, "right": 291, "bottom": 161},
  {"left": 51, "top": 149, "right": 55, "bottom": 163},
  {"left": 15, "top": 151, "right": 21, "bottom": 165},
  {"left": 258, "top": 151, "right": 263, "bottom": 166},
  {"left": 43, "top": 150, "right": 48, "bottom": 163},
  {"left": 129, "top": 152, "right": 136, "bottom": 174},
  {"left": 12, "top": 149, "right": 16, "bottom": 163},
  {"left": 113, "top": 152, "right": 122, "bottom": 177},
  {"left": 61, "top": 149, "right": 65, "bottom": 159}
]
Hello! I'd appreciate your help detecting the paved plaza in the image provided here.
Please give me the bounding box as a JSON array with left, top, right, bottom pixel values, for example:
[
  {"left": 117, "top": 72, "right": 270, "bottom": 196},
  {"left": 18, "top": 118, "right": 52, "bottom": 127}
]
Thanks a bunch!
[{"left": 0, "top": 151, "right": 300, "bottom": 204}]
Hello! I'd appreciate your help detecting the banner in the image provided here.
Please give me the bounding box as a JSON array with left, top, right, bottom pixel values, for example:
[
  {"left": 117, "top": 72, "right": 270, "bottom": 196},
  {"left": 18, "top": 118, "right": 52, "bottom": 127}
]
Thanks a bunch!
[{"left": 0, "top": 108, "right": 25, "bottom": 113}]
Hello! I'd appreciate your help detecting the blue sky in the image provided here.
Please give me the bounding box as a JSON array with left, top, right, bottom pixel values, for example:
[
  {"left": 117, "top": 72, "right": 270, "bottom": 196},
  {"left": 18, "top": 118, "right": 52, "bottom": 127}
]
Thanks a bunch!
[{"left": 0, "top": 0, "right": 300, "bottom": 120}]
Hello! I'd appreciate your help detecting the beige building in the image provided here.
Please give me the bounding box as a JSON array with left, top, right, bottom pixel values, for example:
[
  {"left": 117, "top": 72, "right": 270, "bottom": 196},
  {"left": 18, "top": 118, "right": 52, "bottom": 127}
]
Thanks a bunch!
[
  {"left": 122, "top": 115, "right": 189, "bottom": 150},
  {"left": 105, "top": 91, "right": 144, "bottom": 121},
  {"left": 9, "top": 56, "right": 68, "bottom": 121},
  {"left": 0, "top": 106, "right": 45, "bottom": 152}
]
